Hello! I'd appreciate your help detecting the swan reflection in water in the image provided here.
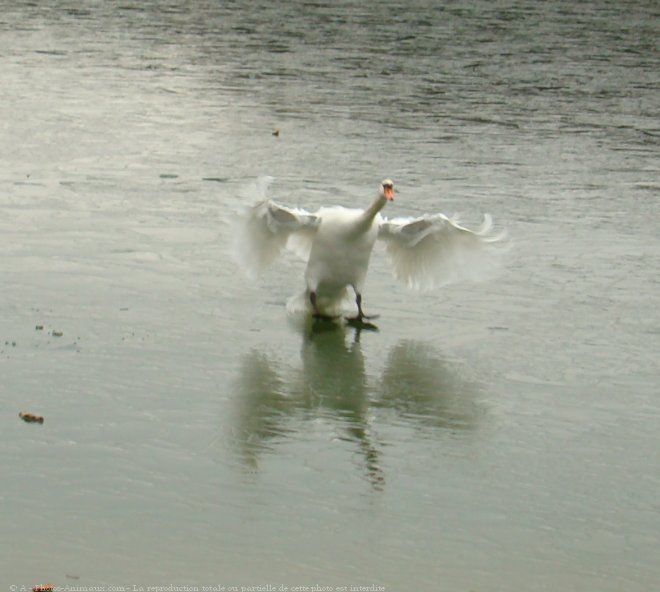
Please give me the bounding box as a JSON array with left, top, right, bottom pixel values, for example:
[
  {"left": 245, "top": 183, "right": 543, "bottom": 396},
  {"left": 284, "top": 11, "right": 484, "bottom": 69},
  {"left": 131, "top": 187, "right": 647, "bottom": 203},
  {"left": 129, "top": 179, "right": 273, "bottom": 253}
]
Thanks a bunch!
[{"left": 228, "top": 320, "right": 482, "bottom": 490}]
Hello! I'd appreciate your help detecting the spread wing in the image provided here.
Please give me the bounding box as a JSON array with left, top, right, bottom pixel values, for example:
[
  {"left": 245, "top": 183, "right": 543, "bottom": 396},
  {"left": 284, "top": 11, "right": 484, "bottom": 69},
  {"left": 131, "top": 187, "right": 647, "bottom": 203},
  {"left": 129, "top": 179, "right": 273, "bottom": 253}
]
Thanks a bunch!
[
  {"left": 235, "top": 199, "right": 320, "bottom": 278},
  {"left": 378, "top": 213, "right": 506, "bottom": 290}
]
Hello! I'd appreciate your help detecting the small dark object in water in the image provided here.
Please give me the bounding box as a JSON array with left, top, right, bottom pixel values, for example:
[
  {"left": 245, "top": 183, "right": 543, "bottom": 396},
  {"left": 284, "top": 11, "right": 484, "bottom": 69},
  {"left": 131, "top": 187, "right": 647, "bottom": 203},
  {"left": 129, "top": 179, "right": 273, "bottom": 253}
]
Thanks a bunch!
[
  {"left": 35, "top": 325, "right": 44, "bottom": 331},
  {"left": 52, "top": 330, "right": 63, "bottom": 337},
  {"left": 272, "top": 129, "right": 280, "bottom": 137},
  {"left": 19, "top": 411, "right": 44, "bottom": 424}
]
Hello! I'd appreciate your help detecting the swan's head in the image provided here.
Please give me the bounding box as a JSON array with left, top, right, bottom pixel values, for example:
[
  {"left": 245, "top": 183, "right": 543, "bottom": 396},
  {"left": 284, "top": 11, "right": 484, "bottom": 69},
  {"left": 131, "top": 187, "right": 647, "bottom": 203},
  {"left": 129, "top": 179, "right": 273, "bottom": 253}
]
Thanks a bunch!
[{"left": 380, "top": 179, "right": 395, "bottom": 201}]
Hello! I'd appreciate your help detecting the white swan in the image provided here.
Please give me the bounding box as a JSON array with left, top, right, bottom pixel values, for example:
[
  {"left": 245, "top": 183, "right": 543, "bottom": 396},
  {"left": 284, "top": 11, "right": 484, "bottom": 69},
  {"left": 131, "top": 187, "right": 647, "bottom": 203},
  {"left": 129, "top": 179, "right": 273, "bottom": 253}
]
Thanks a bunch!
[{"left": 236, "top": 179, "right": 505, "bottom": 322}]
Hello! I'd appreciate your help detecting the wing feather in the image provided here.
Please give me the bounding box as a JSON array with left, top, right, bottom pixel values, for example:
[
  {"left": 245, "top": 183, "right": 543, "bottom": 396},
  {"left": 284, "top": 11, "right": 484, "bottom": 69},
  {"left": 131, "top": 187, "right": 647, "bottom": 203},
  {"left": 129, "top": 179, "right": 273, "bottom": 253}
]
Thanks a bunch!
[
  {"left": 378, "top": 213, "right": 506, "bottom": 290},
  {"left": 235, "top": 199, "right": 319, "bottom": 277}
]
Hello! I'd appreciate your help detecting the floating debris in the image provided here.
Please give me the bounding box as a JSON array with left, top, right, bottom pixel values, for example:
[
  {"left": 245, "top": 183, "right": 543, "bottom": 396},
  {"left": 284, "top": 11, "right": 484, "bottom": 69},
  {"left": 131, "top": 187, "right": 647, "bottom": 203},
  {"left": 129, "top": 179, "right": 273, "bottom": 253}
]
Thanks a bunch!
[
  {"left": 35, "top": 325, "right": 44, "bottom": 331},
  {"left": 19, "top": 411, "right": 44, "bottom": 424},
  {"left": 159, "top": 173, "right": 179, "bottom": 179},
  {"left": 52, "top": 331, "right": 63, "bottom": 337},
  {"left": 272, "top": 129, "right": 280, "bottom": 137}
]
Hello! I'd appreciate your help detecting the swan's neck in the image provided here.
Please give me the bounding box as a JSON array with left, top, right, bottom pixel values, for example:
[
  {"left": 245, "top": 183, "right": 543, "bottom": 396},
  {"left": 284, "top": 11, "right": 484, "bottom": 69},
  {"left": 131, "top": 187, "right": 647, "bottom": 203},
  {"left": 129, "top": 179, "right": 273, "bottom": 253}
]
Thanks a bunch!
[{"left": 357, "top": 193, "right": 387, "bottom": 229}]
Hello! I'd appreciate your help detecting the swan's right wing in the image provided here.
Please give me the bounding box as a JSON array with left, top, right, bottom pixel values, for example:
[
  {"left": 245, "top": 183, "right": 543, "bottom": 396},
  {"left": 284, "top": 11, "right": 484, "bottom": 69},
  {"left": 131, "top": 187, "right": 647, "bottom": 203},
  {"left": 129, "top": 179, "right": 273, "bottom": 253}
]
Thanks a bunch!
[{"left": 235, "top": 199, "right": 320, "bottom": 277}]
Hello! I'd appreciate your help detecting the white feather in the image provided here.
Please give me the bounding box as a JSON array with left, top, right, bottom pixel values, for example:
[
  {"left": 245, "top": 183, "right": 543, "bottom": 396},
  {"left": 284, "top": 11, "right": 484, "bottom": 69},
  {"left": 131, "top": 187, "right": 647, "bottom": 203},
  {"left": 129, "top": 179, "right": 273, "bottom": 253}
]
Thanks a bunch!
[
  {"left": 235, "top": 199, "right": 319, "bottom": 279},
  {"left": 378, "top": 213, "right": 506, "bottom": 291}
]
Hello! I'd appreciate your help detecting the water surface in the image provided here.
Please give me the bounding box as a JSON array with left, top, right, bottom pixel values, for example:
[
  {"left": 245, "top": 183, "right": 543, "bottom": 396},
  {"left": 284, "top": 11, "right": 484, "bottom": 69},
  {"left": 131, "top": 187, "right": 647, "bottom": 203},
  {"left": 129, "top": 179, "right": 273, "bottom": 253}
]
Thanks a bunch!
[{"left": 1, "top": 1, "right": 659, "bottom": 590}]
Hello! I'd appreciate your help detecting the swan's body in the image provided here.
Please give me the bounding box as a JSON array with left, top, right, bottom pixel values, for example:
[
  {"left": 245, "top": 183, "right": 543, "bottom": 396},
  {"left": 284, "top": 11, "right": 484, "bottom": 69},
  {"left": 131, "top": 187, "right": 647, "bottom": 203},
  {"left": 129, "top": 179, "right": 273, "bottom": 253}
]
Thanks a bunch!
[
  {"left": 305, "top": 204, "right": 384, "bottom": 317},
  {"left": 237, "top": 179, "right": 505, "bottom": 321}
]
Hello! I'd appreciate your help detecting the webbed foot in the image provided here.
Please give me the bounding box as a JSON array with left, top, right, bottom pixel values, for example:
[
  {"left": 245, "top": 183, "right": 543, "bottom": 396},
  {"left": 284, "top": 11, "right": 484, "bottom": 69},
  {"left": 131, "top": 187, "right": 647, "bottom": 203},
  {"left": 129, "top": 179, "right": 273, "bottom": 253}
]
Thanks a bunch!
[{"left": 345, "top": 316, "right": 379, "bottom": 331}]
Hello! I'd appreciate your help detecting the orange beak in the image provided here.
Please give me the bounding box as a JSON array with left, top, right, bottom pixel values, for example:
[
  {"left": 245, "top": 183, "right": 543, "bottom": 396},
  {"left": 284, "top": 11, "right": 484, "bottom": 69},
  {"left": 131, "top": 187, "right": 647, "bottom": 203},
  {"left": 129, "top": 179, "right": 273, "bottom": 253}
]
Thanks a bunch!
[{"left": 384, "top": 186, "right": 395, "bottom": 201}]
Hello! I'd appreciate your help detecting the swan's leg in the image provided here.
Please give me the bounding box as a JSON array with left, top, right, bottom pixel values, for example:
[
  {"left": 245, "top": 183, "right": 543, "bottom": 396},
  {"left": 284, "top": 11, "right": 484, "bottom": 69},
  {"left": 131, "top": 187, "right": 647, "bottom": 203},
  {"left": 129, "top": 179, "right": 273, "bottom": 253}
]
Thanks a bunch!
[
  {"left": 347, "top": 290, "right": 379, "bottom": 322},
  {"left": 309, "top": 290, "right": 320, "bottom": 315},
  {"left": 356, "top": 292, "right": 366, "bottom": 319},
  {"left": 356, "top": 292, "right": 380, "bottom": 320}
]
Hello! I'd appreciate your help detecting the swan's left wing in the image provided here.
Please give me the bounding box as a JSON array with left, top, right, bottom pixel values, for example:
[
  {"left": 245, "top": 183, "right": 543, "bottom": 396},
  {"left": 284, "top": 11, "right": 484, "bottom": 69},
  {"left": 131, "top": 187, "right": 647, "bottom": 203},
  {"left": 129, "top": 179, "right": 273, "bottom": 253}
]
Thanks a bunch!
[
  {"left": 236, "top": 199, "right": 319, "bottom": 277},
  {"left": 378, "top": 213, "right": 506, "bottom": 290}
]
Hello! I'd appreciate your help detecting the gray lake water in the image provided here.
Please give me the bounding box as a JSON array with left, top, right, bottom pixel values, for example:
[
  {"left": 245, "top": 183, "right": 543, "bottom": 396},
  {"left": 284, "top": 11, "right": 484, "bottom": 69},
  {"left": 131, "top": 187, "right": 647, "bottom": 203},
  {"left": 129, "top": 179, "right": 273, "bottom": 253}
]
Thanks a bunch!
[{"left": 1, "top": 1, "right": 659, "bottom": 590}]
